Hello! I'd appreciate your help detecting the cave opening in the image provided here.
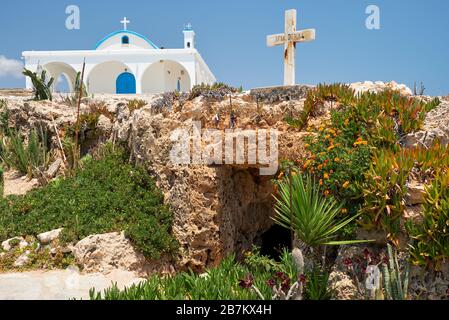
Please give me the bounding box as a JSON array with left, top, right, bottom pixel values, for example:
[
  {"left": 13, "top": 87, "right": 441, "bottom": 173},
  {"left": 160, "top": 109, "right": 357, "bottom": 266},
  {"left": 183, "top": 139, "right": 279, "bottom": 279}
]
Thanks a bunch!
[{"left": 259, "top": 224, "right": 292, "bottom": 261}]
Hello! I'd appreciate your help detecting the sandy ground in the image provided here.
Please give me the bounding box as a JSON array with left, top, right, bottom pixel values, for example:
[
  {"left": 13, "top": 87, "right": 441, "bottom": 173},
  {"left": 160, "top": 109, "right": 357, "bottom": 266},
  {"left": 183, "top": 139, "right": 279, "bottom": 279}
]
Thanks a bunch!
[
  {"left": 3, "top": 170, "right": 39, "bottom": 197},
  {"left": 0, "top": 268, "right": 145, "bottom": 300}
]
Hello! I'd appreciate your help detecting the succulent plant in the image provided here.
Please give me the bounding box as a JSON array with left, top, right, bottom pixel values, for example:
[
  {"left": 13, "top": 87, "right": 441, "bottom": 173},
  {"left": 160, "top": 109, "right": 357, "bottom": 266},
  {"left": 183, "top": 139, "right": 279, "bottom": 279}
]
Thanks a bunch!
[{"left": 381, "top": 244, "right": 409, "bottom": 300}]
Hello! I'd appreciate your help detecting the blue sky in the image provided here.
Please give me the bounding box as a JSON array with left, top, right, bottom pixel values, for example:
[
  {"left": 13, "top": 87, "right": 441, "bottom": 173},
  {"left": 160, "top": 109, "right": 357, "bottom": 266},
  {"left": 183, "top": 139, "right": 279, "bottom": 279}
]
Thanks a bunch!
[{"left": 0, "top": 0, "right": 448, "bottom": 95}]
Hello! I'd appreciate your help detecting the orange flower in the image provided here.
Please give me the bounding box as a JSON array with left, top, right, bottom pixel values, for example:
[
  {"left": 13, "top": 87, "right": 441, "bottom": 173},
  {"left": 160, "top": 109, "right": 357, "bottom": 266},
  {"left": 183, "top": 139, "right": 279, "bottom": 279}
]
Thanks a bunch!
[
  {"left": 334, "top": 157, "right": 341, "bottom": 162},
  {"left": 341, "top": 208, "right": 348, "bottom": 214},
  {"left": 353, "top": 137, "right": 368, "bottom": 147},
  {"left": 304, "top": 143, "right": 310, "bottom": 148},
  {"left": 278, "top": 172, "right": 284, "bottom": 179},
  {"left": 343, "top": 181, "right": 350, "bottom": 189},
  {"left": 344, "top": 119, "right": 350, "bottom": 126},
  {"left": 324, "top": 190, "right": 330, "bottom": 196},
  {"left": 327, "top": 145, "right": 335, "bottom": 151},
  {"left": 319, "top": 179, "right": 323, "bottom": 186},
  {"left": 323, "top": 173, "right": 330, "bottom": 180},
  {"left": 318, "top": 164, "right": 323, "bottom": 170}
]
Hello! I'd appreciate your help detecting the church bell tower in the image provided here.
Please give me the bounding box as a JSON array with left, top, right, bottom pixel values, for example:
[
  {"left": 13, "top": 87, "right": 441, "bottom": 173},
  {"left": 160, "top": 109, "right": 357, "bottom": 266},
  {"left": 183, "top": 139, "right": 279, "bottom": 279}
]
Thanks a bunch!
[{"left": 183, "top": 23, "right": 195, "bottom": 49}]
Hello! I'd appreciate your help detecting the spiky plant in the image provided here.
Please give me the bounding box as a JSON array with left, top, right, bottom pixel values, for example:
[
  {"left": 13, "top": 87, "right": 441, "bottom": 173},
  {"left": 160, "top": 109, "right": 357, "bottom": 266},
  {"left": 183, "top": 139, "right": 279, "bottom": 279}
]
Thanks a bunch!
[
  {"left": 381, "top": 243, "right": 409, "bottom": 300},
  {"left": 273, "top": 173, "right": 368, "bottom": 248},
  {"left": 1, "top": 128, "right": 50, "bottom": 178},
  {"left": 22, "top": 68, "right": 54, "bottom": 101}
]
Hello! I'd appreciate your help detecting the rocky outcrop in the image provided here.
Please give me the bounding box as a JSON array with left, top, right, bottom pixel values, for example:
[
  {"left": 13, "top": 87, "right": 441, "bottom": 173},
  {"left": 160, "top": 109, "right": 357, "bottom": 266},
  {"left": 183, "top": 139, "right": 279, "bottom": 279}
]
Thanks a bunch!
[
  {"left": 405, "top": 97, "right": 449, "bottom": 148},
  {"left": 1, "top": 85, "right": 443, "bottom": 272},
  {"left": 72, "top": 232, "right": 174, "bottom": 277},
  {"left": 349, "top": 81, "right": 413, "bottom": 96},
  {"left": 405, "top": 181, "right": 427, "bottom": 206},
  {"left": 37, "top": 228, "right": 63, "bottom": 245},
  {"left": 1, "top": 237, "right": 29, "bottom": 252}
]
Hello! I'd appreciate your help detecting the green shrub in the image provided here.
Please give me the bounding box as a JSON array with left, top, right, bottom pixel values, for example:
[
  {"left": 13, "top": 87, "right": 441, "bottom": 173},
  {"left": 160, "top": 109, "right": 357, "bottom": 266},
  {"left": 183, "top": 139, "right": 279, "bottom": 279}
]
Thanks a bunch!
[
  {"left": 290, "top": 85, "right": 442, "bottom": 242},
  {"left": 360, "top": 148, "right": 414, "bottom": 237},
  {"left": 304, "top": 267, "right": 332, "bottom": 300},
  {"left": 406, "top": 172, "right": 449, "bottom": 270},
  {"left": 361, "top": 144, "right": 449, "bottom": 239},
  {"left": 0, "top": 148, "right": 178, "bottom": 259},
  {"left": 0, "top": 166, "right": 4, "bottom": 196}
]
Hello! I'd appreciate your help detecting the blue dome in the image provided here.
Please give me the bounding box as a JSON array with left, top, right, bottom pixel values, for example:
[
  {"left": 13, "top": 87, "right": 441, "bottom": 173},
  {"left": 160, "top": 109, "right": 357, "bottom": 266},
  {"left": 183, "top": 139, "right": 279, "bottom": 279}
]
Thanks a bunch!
[{"left": 95, "top": 30, "right": 159, "bottom": 49}]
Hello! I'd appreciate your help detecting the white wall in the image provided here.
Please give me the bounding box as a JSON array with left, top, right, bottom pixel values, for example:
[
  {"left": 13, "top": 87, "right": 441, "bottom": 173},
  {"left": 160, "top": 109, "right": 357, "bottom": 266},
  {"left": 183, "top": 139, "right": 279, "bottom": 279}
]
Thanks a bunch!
[
  {"left": 87, "top": 61, "right": 131, "bottom": 94},
  {"left": 22, "top": 49, "right": 215, "bottom": 94},
  {"left": 141, "top": 60, "right": 191, "bottom": 94}
]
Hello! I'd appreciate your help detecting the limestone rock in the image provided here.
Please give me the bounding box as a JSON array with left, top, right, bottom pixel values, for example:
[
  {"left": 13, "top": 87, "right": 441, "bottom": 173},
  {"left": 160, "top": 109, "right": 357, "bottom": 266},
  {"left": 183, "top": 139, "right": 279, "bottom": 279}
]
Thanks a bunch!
[
  {"left": 404, "top": 98, "right": 449, "bottom": 148},
  {"left": 329, "top": 271, "right": 359, "bottom": 300},
  {"left": 403, "top": 206, "right": 424, "bottom": 224},
  {"left": 405, "top": 181, "right": 426, "bottom": 205},
  {"left": 45, "top": 158, "right": 62, "bottom": 179},
  {"left": 1, "top": 237, "right": 29, "bottom": 252},
  {"left": 13, "top": 250, "right": 31, "bottom": 267},
  {"left": 409, "top": 263, "right": 449, "bottom": 300},
  {"left": 37, "top": 228, "right": 63, "bottom": 245},
  {"left": 349, "top": 81, "right": 413, "bottom": 96},
  {"left": 72, "top": 232, "right": 173, "bottom": 276}
]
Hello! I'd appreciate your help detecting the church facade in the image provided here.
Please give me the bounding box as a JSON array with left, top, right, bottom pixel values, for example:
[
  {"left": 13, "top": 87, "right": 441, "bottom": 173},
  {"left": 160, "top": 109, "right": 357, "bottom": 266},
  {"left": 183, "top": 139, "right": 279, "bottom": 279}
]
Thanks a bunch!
[{"left": 22, "top": 20, "right": 216, "bottom": 94}]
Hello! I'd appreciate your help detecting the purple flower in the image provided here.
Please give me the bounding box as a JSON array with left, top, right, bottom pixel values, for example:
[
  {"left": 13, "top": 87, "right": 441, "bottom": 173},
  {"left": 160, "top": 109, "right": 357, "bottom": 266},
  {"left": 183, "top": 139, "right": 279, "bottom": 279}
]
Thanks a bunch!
[
  {"left": 266, "top": 279, "right": 276, "bottom": 287},
  {"left": 281, "top": 278, "right": 291, "bottom": 292},
  {"left": 239, "top": 274, "right": 254, "bottom": 289},
  {"left": 276, "top": 272, "right": 288, "bottom": 281},
  {"left": 343, "top": 258, "right": 353, "bottom": 267},
  {"left": 363, "top": 248, "right": 371, "bottom": 259},
  {"left": 298, "top": 274, "right": 307, "bottom": 284}
]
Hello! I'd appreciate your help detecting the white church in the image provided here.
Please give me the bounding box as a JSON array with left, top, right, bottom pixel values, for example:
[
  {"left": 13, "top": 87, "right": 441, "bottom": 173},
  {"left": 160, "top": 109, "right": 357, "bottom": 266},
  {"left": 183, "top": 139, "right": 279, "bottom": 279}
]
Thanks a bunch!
[{"left": 22, "top": 18, "right": 216, "bottom": 94}]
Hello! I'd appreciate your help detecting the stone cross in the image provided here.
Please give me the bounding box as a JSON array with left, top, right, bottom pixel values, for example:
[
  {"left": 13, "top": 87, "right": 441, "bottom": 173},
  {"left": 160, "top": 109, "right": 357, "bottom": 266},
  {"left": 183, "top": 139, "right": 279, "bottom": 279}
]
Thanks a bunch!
[
  {"left": 121, "top": 17, "right": 130, "bottom": 30},
  {"left": 267, "top": 9, "right": 316, "bottom": 86}
]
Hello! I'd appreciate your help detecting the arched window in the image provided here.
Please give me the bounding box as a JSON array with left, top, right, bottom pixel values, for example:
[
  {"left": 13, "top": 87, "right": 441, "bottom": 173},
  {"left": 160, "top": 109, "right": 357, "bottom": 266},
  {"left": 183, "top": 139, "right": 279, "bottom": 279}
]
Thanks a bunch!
[{"left": 122, "top": 36, "right": 130, "bottom": 45}]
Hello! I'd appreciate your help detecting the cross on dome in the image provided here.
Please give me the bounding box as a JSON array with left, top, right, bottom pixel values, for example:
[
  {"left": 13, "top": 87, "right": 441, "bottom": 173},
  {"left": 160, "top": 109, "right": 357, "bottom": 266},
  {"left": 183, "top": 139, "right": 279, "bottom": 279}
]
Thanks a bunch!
[{"left": 121, "top": 17, "right": 130, "bottom": 30}]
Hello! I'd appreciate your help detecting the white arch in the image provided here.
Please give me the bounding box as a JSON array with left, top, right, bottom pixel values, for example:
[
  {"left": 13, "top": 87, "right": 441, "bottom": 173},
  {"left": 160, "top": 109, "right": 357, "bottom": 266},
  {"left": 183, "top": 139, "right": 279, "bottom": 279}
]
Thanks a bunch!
[
  {"left": 87, "top": 61, "right": 133, "bottom": 94},
  {"left": 141, "top": 60, "right": 191, "bottom": 94},
  {"left": 54, "top": 73, "right": 71, "bottom": 93},
  {"left": 43, "top": 62, "right": 78, "bottom": 93}
]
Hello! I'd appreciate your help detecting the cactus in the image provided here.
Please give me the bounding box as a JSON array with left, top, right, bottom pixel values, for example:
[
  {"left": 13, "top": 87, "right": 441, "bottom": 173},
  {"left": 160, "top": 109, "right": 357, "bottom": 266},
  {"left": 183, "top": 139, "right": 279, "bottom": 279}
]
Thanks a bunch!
[
  {"left": 22, "top": 68, "right": 54, "bottom": 101},
  {"left": 381, "top": 244, "right": 409, "bottom": 300}
]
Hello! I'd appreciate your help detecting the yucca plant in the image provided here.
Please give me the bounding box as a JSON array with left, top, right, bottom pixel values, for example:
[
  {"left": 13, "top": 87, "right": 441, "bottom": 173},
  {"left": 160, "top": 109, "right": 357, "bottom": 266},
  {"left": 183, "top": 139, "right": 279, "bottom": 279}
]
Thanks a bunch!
[
  {"left": 381, "top": 243, "right": 409, "bottom": 300},
  {"left": 273, "top": 173, "right": 368, "bottom": 248},
  {"left": 22, "top": 68, "right": 54, "bottom": 101}
]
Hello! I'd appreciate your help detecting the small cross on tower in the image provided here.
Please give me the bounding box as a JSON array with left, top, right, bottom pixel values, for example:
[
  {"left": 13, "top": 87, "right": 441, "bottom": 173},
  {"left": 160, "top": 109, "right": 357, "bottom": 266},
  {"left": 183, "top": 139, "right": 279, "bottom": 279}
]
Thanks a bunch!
[
  {"left": 267, "top": 9, "right": 316, "bottom": 86},
  {"left": 121, "top": 17, "right": 130, "bottom": 30}
]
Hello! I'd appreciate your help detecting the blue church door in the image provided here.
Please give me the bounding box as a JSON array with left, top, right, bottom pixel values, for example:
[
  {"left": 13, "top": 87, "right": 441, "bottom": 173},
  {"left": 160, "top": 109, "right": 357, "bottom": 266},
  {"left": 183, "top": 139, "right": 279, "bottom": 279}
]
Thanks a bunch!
[{"left": 116, "top": 72, "right": 136, "bottom": 94}]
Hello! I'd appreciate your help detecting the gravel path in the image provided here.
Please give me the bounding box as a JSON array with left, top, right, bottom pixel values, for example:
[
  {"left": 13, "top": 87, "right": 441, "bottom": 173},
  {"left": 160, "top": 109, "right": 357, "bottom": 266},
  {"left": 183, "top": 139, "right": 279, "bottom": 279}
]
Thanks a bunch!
[{"left": 0, "top": 268, "right": 145, "bottom": 300}]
